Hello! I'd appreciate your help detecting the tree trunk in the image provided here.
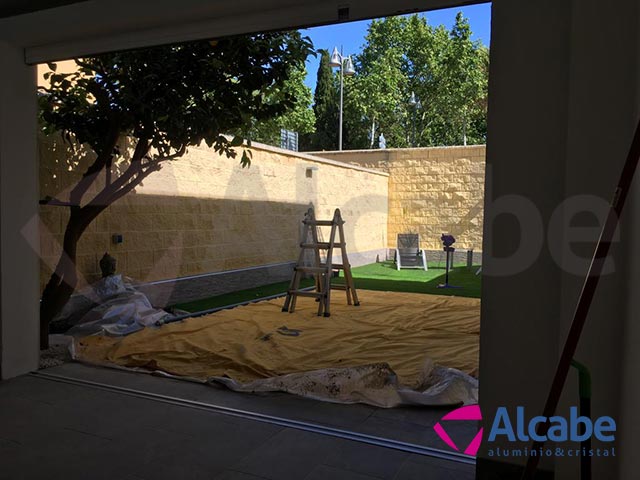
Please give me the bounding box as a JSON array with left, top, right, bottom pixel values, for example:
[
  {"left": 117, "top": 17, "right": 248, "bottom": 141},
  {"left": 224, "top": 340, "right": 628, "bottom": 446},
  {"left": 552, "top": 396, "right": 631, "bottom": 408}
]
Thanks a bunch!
[{"left": 39, "top": 208, "right": 103, "bottom": 349}]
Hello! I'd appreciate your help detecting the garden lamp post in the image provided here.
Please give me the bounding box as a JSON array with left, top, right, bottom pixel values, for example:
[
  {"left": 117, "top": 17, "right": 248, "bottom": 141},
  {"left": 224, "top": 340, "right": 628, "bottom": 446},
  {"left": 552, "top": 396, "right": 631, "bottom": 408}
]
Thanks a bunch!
[
  {"left": 409, "top": 91, "right": 420, "bottom": 147},
  {"left": 329, "top": 46, "right": 355, "bottom": 150}
]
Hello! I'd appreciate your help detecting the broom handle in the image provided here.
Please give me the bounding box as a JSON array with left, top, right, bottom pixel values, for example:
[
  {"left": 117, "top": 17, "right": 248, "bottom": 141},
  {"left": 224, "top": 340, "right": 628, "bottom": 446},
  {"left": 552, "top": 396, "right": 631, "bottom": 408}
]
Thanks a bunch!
[{"left": 521, "top": 117, "right": 640, "bottom": 479}]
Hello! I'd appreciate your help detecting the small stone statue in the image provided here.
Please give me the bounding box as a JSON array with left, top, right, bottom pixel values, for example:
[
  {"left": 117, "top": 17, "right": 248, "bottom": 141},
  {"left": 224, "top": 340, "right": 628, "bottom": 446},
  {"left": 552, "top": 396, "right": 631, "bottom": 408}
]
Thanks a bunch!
[
  {"left": 99, "top": 252, "right": 117, "bottom": 278},
  {"left": 378, "top": 133, "right": 386, "bottom": 149}
]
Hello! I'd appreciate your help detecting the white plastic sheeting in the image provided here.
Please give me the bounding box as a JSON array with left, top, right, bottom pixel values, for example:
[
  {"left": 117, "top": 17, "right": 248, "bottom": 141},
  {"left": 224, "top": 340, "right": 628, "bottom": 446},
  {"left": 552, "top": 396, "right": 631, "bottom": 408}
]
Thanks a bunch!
[
  {"left": 211, "top": 358, "right": 478, "bottom": 408},
  {"left": 54, "top": 275, "right": 173, "bottom": 336}
]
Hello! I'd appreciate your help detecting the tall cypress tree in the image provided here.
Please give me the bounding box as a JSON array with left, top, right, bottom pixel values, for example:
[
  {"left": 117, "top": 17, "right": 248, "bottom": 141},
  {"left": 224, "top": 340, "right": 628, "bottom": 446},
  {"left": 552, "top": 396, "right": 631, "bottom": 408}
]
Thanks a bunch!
[{"left": 307, "top": 49, "right": 338, "bottom": 150}]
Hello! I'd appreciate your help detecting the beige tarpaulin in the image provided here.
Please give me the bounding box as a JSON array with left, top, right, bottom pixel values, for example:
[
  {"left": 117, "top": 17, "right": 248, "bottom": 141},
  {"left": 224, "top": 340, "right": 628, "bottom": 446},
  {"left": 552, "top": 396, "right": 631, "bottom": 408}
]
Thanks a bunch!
[{"left": 75, "top": 290, "right": 480, "bottom": 392}]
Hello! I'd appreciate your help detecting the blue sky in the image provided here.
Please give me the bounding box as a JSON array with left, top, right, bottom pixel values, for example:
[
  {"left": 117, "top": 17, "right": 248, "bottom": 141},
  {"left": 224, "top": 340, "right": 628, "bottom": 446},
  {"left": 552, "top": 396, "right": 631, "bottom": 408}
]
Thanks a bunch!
[{"left": 301, "top": 2, "right": 492, "bottom": 91}]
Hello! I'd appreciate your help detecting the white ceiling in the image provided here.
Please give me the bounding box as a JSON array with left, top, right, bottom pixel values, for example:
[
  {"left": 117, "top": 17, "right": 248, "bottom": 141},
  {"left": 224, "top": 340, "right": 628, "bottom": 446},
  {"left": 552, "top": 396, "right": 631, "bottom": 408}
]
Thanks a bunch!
[
  {"left": 0, "top": 0, "right": 88, "bottom": 18},
  {"left": 0, "top": 0, "right": 484, "bottom": 63}
]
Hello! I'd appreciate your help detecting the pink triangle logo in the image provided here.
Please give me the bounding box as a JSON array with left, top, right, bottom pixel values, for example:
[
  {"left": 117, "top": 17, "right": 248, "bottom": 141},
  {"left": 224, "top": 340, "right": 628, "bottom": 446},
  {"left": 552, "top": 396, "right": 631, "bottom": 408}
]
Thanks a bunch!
[{"left": 433, "top": 404, "right": 483, "bottom": 456}]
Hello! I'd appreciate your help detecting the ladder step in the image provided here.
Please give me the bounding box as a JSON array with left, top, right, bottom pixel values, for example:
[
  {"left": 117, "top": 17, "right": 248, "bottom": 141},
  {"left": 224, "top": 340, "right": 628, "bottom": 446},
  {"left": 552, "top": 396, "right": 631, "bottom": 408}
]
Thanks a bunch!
[
  {"left": 300, "top": 242, "right": 344, "bottom": 249},
  {"left": 303, "top": 220, "right": 336, "bottom": 226},
  {"left": 295, "top": 266, "right": 329, "bottom": 273},
  {"left": 320, "top": 263, "right": 347, "bottom": 270},
  {"left": 288, "top": 290, "right": 325, "bottom": 298}
]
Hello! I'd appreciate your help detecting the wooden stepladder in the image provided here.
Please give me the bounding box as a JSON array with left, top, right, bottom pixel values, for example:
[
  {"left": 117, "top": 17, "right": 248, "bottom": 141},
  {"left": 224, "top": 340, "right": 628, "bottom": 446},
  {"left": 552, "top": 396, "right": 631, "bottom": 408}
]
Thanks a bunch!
[{"left": 282, "top": 208, "right": 359, "bottom": 317}]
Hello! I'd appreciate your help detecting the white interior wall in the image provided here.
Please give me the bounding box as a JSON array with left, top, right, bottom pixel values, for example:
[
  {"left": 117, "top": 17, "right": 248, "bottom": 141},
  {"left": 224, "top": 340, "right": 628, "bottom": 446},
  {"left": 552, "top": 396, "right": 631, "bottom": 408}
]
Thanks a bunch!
[
  {"left": 0, "top": 41, "right": 39, "bottom": 379},
  {"left": 482, "top": 1, "right": 640, "bottom": 478},
  {"left": 559, "top": 2, "right": 638, "bottom": 479},
  {"left": 479, "top": 0, "right": 571, "bottom": 473}
]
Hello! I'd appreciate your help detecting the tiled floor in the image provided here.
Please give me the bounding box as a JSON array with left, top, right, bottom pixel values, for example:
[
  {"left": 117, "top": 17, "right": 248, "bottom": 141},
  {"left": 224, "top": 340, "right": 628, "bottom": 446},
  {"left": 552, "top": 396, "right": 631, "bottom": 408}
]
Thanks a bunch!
[
  {"left": 0, "top": 365, "right": 476, "bottom": 480},
  {"left": 43, "top": 363, "right": 480, "bottom": 450}
]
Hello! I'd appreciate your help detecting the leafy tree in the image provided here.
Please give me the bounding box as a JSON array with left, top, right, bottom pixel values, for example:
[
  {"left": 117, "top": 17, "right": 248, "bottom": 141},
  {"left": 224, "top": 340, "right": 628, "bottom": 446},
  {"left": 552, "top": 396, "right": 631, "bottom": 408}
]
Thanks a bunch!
[
  {"left": 305, "top": 49, "right": 339, "bottom": 150},
  {"left": 251, "top": 64, "right": 316, "bottom": 147},
  {"left": 341, "top": 13, "right": 488, "bottom": 149},
  {"left": 38, "top": 32, "right": 313, "bottom": 348},
  {"left": 343, "top": 39, "right": 408, "bottom": 149}
]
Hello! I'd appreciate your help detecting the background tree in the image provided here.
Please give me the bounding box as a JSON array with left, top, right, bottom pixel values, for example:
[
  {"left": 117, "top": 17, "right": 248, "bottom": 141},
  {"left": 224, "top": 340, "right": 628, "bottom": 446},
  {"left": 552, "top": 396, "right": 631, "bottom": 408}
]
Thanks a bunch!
[
  {"left": 338, "top": 13, "right": 488, "bottom": 149},
  {"left": 303, "top": 49, "right": 339, "bottom": 150},
  {"left": 39, "top": 32, "right": 313, "bottom": 348},
  {"left": 250, "top": 64, "right": 316, "bottom": 147},
  {"left": 343, "top": 37, "right": 408, "bottom": 149}
]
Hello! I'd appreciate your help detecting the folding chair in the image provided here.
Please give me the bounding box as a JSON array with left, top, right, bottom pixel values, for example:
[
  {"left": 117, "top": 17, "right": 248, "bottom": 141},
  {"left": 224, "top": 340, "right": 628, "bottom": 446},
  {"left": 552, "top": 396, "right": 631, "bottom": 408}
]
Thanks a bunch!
[{"left": 394, "top": 233, "right": 428, "bottom": 271}]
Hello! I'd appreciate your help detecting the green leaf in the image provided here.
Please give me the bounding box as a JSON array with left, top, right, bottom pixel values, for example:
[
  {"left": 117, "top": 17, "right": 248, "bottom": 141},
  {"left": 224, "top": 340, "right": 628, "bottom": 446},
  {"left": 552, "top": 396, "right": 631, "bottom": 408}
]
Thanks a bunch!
[
  {"left": 230, "top": 135, "right": 244, "bottom": 147},
  {"left": 240, "top": 150, "right": 252, "bottom": 168}
]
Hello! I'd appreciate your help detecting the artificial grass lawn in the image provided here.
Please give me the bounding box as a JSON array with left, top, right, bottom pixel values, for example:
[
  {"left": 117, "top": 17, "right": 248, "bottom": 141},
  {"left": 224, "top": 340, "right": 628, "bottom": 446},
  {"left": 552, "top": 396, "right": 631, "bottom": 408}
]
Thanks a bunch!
[
  {"left": 334, "top": 261, "right": 481, "bottom": 298},
  {"left": 173, "top": 261, "right": 481, "bottom": 313}
]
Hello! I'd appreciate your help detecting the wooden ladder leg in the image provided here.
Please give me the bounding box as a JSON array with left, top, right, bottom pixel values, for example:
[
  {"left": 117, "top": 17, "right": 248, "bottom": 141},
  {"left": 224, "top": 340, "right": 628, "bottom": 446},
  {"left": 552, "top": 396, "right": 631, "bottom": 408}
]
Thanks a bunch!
[
  {"left": 284, "top": 209, "right": 313, "bottom": 313},
  {"left": 338, "top": 215, "right": 360, "bottom": 307},
  {"left": 282, "top": 265, "right": 297, "bottom": 312},
  {"left": 311, "top": 209, "right": 327, "bottom": 317},
  {"left": 323, "top": 211, "right": 339, "bottom": 317},
  {"left": 316, "top": 272, "right": 326, "bottom": 316},
  {"left": 309, "top": 208, "right": 326, "bottom": 316},
  {"left": 289, "top": 268, "right": 302, "bottom": 313},
  {"left": 344, "top": 264, "right": 359, "bottom": 306},
  {"left": 337, "top": 220, "right": 352, "bottom": 305}
]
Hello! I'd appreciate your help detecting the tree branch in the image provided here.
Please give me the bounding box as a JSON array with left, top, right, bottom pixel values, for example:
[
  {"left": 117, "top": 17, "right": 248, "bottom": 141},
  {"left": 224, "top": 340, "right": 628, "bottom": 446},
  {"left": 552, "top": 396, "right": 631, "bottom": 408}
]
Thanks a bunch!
[
  {"left": 155, "top": 143, "right": 187, "bottom": 162},
  {"left": 93, "top": 137, "right": 151, "bottom": 200},
  {"left": 84, "top": 137, "right": 157, "bottom": 210},
  {"left": 85, "top": 160, "right": 162, "bottom": 214},
  {"left": 68, "top": 121, "right": 121, "bottom": 207}
]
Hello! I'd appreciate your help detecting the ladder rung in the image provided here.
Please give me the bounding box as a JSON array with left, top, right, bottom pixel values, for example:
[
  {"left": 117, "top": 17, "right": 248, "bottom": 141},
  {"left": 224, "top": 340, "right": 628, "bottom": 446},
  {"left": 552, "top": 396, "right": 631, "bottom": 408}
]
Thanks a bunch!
[
  {"left": 321, "top": 263, "right": 347, "bottom": 270},
  {"left": 303, "top": 220, "right": 336, "bottom": 226},
  {"left": 289, "top": 290, "right": 325, "bottom": 298},
  {"left": 295, "top": 266, "right": 329, "bottom": 273},
  {"left": 300, "top": 242, "right": 344, "bottom": 249}
]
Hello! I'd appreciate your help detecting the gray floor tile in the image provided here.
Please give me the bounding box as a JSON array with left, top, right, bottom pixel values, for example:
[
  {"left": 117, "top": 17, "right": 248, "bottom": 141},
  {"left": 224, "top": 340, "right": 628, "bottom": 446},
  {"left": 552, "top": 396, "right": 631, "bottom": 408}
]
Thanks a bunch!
[
  {"left": 238, "top": 393, "right": 376, "bottom": 429},
  {"left": 356, "top": 415, "right": 437, "bottom": 446},
  {"left": 323, "top": 439, "right": 408, "bottom": 479},
  {"left": 305, "top": 464, "right": 380, "bottom": 480},
  {"left": 407, "top": 453, "right": 476, "bottom": 473},
  {"left": 0, "top": 374, "right": 95, "bottom": 406},
  {"left": 128, "top": 423, "right": 274, "bottom": 480},
  {"left": 232, "top": 429, "right": 337, "bottom": 480},
  {"left": 215, "top": 471, "right": 270, "bottom": 480},
  {"left": 371, "top": 405, "right": 445, "bottom": 428},
  {"left": 395, "top": 458, "right": 476, "bottom": 480},
  {"left": 147, "top": 402, "right": 278, "bottom": 439}
]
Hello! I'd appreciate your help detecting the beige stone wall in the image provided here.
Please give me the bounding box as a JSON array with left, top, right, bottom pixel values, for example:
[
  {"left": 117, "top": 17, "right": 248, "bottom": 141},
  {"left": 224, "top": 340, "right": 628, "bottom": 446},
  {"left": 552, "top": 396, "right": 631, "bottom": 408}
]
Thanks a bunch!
[
  {"left": 39, "top": 135, "right": 388, "bottom": 291},
  {"left": 310, "top": 146, "right": 485, "bottom": 252},
  {"left": 36, "top": 60, "right": 77, "bottom": 89}
]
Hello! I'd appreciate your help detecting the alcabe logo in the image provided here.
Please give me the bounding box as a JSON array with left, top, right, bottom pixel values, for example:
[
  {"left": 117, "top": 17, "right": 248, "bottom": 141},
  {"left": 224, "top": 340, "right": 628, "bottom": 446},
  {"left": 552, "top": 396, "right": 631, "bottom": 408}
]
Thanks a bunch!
[
  {"left": 433, "top": 404, "right": 483, "bottom": 456},
  {"left": 434, "top": 405, "right": 617, "bottom": 459}
]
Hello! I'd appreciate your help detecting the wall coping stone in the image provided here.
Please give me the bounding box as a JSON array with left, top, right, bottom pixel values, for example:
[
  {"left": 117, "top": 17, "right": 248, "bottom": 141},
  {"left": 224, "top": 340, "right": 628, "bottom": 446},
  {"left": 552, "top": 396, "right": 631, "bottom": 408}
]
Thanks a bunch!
[
  {"left": 189, "top": 140, "right": 390, "bottom": 178},
  {"left": 308, "top": 144, "right": 486, "bottom": 155}
]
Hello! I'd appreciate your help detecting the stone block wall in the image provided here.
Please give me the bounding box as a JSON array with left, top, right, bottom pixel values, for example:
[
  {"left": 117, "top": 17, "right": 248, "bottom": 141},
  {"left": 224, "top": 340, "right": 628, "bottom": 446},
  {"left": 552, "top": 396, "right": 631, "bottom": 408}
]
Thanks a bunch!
[
  {"left": 39, "top": 134, "right": 389, "bottom": 300},
  {"left": 309, "top": 146, "right": 485, "bottom": 256}
]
